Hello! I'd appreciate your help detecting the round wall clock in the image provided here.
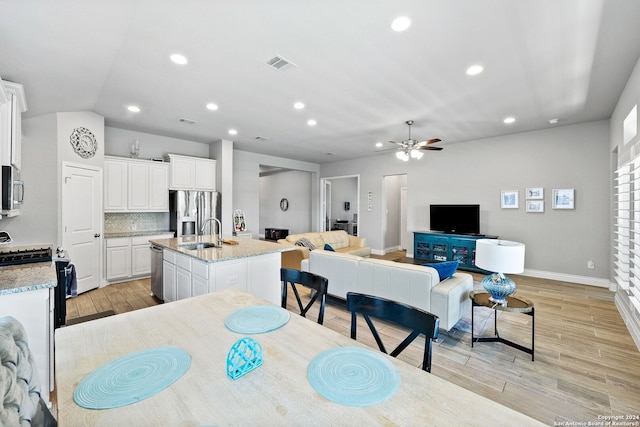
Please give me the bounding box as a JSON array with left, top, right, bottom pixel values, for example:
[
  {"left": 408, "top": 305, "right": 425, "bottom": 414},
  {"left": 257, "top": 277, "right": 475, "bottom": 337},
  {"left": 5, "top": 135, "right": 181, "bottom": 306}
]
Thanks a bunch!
[
  {"left": 280, "top": 198, "right": 289, "bottom": 211},
  {"left": 70, "top": 127, "right": 98, "bottom": 159}
]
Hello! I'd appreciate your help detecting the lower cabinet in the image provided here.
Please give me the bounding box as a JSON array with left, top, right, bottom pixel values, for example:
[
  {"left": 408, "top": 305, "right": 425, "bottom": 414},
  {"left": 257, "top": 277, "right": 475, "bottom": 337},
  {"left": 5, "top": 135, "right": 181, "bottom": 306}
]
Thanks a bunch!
[
  {"left": 413, "top": 231, "right": 497, "bottom": 272},
  {"left": 106, "top": 233, "right": 173, "bottom": 282},
  {"left": 160, "top": 249, "right": 280, "bottom": 305}
]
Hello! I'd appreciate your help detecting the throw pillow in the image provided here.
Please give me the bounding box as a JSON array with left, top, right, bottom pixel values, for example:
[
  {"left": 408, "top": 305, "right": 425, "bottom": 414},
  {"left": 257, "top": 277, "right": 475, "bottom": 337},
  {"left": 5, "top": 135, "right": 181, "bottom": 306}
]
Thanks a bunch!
[
  {"left": 295, "top": 237, "right": 316, "bottom": 251},
  {"left": 423, "top": 260, "right": 459, "bottom": 282},
  {"left": 323, "top": 243, "right": 335, "bottom": 252}
]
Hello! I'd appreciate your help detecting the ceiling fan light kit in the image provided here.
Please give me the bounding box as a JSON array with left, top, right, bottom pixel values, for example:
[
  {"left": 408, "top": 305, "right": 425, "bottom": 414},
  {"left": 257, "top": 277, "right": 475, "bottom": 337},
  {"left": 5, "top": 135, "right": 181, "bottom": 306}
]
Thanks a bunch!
[{"left": 389, "top": 120, "right": 442, "bottom": 160}]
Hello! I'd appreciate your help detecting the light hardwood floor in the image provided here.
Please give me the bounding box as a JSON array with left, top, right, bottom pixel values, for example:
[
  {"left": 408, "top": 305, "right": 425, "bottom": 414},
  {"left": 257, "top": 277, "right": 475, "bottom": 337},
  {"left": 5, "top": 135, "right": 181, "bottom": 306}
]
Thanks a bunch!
[{"left": 65, "top": 254, "right": 640, "bottom": 425}]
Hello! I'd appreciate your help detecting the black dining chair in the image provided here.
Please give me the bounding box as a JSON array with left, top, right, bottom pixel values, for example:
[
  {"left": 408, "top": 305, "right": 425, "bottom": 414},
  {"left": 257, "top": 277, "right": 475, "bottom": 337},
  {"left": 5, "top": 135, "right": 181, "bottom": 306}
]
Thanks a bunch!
[
  {"left": 281, "top": 268, "right": 329, "bottom": 325},
  {"left": 346, "top": 292, "right": 440, "bottom": 373}
]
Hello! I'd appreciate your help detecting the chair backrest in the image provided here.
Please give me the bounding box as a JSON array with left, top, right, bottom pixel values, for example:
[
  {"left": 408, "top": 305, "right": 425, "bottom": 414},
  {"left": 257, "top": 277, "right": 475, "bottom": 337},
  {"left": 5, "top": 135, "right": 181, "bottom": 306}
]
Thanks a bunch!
[
  {"left": 281, "top": 268, "right": 329, "bottom": 324},
  {"left": 346, "top": 292, "right": 440, "bottom": 372}
]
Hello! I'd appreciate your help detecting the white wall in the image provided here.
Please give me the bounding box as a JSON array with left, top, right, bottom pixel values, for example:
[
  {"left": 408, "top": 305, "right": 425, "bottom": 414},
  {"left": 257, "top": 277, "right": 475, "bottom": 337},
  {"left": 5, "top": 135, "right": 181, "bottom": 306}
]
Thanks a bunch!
[
  {"left": 233, "top": 150, "right": 320, "bottom": 237},
  {"left": 383, "top": 174, "right": 406, "bottom": 250},
  {"left": 329, "top": 177, "right": 357, "bottom": 223},
  {"left": 321, "top": 120, "right": 611, "bottom": 284},
  {"left": 259, "top": 170, "right": 312, "bottom": 235},
  {"left": 104, "top": 127, "right": 209, "bottom": 158}
]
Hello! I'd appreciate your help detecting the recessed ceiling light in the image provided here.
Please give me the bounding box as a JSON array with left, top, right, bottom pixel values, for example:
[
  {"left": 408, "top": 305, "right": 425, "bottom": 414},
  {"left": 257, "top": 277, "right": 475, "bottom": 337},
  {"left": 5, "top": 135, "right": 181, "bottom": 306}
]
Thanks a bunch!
[
  {"left": 294, "top": 102, "right": 305, "bottom": 110},
  {"left": 206, "top": 103, "right": 218, "bottom": 111},
  {"left": 391, "top": 16, "right": 411, "bottom": 32},
  {"left": 307, "top": 119, "right": 317, "bottom": 126},
  {"left": 228, "top": 129, "right": 238, "bottom": 135},
  {"left": 466, "top": 65, "right": 484, "bottom": 76},
  {"left": 127, "top": 105, "right": 140, "bottom": 113},
  {"left": 170, "top": 54, "right": 188, "bottom": 65},
  {"left": 549, "top": 118, "right": 559, "bottom": 124},
  {"left": 503, "top": 117, "right": 516, "bottom": 124},
  {"left": 375, "top": 142, "right": 383, "bottom": 147}
]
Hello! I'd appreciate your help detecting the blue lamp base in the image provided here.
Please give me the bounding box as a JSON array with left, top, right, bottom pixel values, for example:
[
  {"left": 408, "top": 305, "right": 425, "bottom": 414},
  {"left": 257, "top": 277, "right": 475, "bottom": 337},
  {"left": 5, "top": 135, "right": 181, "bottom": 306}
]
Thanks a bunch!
[{"left": 481, "top": 273, "right": 516, "bottom": 305}]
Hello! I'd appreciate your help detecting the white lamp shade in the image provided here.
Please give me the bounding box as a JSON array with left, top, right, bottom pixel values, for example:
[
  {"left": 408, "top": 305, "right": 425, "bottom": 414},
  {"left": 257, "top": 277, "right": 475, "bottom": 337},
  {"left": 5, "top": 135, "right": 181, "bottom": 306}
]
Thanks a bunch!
[{"left": 475, "top": 239, "right": 525, "bottom": 274}]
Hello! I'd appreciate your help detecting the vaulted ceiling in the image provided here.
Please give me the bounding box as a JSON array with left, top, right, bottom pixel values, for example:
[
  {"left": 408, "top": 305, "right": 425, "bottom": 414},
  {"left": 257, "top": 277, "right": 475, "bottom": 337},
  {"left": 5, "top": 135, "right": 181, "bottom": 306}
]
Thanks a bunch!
[{"left": 1, "top": 0, "right": 639, "bottom": 163}]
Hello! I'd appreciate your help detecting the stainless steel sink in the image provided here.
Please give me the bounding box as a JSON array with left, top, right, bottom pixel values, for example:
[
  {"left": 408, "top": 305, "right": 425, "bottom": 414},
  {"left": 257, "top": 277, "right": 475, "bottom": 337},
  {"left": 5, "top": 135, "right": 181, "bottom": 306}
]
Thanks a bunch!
[{"left": 179, "top": 242, "right": 219, "bottom": 250}]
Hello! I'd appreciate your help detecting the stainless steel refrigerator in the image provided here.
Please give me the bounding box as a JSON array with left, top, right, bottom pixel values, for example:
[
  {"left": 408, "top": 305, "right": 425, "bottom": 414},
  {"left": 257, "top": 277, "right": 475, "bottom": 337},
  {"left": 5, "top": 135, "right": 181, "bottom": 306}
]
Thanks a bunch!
[{"left": 169, "top": 190, "right": 222, "bottom": 237}]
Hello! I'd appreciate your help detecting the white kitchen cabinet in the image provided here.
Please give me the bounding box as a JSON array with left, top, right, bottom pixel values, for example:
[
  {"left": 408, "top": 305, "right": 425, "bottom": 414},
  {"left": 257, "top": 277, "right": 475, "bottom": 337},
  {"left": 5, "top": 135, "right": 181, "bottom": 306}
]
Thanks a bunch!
[
  {"left": 0, "top": 79, "right": 26, "bottom": 171},
  {"left": 148, "top": 163, "right": 169, "bottom": 210},
  {"left": 104, "top": 158, "right": 128, "bottom": 211},
  {"left": 104, "top": 156, "right": 169, "bottom": 212},
  {"left": 162, "top": 259, "right": 176, "bottom": 302},
  {"left": 106, "top": 237, "right": 131, "bottom": 280},
  {"left": 165, "top": 154, "right": 216, "bottom": 191},
  {"left": 127, "top": 162, "right": 149, "bottom": 211},
  {"left": 106, "top": 233, "right": 173, "bottom": 282},
  {"left": 213, "top": 259, "right": 247, "bottom": 292}
]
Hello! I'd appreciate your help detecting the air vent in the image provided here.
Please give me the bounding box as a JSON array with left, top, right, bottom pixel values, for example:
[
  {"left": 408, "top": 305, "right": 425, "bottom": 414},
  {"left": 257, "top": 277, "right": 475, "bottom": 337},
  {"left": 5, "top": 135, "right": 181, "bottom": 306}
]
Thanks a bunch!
[
  {"left": 267, "top": 55, "right": 296, "bottom": 71},
  {"left": 179, "top": 118, "right": 197, "bottom": 124}
]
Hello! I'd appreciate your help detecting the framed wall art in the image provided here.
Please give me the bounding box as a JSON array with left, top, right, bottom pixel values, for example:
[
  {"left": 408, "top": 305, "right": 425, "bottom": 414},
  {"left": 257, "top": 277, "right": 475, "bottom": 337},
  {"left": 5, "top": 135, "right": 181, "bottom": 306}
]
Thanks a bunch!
[
  {"left": 552, "top": 189, "right": 574, "bottom": 209},
  {"left": 501, "top": 190, "right": 519, "bottom": 209},
  {"left": 526, "top": 200, "right": 544, "bottom": 213},
  {"left": 526, "top": 187, "right": 544, "bottom": 200}
]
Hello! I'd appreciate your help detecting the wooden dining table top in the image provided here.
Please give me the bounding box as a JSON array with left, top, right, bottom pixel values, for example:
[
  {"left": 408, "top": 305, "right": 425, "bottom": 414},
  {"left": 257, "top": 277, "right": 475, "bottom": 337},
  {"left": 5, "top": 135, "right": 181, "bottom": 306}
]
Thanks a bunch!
[{"left": 55, "top": 287, "right": 545, "bottom": 426}]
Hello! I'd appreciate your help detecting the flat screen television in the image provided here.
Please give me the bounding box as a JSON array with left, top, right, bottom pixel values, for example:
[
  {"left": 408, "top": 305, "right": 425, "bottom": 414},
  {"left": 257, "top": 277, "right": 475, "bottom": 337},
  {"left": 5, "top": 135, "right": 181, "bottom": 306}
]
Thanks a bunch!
[{"left": 429, "top": 204, "right": 480, "bottom": 235}]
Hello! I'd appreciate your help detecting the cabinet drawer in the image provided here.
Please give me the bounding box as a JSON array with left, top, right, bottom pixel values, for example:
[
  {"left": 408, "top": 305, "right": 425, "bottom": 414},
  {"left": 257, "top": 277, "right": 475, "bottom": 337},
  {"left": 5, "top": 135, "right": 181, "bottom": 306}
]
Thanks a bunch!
[
  {"left": 192, "top": 259, "right": 208, "bottom": 279},
  {"left": 175, "top": 253, "right": 192, "bottom": 270},
  {"left": 131, "top": 236, "right": 151, "bottom": 246},
  {"left": 106, "top": 237, "right": 130, "bottom": 248},
  {"left": 163, "top": 249, "right": 176, "bottom": 264}
]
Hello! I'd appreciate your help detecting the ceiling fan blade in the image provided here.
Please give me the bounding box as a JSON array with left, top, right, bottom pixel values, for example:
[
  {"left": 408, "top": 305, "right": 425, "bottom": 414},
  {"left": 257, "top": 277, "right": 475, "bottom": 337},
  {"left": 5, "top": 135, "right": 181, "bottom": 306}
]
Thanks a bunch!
[
  {"left": 419, "top": 146, "right": 443, "bottom": 151},
  {"left": 388, "top": 140, "right": 406, "bottom": 147},
  {"left": 415, "top": 138, "right": 442, "bottom": 147}
]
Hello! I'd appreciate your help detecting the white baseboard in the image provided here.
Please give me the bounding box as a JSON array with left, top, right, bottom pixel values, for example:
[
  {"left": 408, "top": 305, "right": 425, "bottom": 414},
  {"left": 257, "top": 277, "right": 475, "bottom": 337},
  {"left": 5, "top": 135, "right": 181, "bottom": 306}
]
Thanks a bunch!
[{"left": 522, "top": 268, "right": 612, "bottom": 288}]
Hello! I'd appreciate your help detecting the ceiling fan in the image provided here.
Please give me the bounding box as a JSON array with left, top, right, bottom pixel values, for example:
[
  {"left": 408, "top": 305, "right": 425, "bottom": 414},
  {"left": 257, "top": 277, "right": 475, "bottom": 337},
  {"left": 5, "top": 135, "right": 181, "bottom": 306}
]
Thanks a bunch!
[{"left": 389, "top": 120, "right": 442, "bottom": 161}]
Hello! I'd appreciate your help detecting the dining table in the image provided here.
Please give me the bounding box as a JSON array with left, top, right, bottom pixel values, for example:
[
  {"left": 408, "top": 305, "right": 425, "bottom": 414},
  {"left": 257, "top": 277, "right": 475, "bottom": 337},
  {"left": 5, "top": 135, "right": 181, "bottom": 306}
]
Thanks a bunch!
[{"left": 55, "top": 287, "right": 545, "bottom": 426}]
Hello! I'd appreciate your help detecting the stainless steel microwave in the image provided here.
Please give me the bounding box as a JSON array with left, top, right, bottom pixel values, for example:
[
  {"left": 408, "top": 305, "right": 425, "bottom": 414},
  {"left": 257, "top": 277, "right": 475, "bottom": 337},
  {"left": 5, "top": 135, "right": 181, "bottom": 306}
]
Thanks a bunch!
[{"left": 1, "top": 165, "right": 24, "bottom": 215}]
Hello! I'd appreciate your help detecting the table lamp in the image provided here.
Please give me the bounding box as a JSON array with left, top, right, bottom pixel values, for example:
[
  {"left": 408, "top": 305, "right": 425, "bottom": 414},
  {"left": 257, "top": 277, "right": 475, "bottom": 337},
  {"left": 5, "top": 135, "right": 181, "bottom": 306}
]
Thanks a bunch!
[{"left": 475, "top": 239, "right": 525, "bottom": 305}]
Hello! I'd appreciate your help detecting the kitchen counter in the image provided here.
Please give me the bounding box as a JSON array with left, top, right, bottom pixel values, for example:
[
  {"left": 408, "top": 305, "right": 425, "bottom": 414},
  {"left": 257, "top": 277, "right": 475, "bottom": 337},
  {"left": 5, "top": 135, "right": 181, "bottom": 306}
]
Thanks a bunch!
[
  {"left": 150, "top": 235, "right": 293, "bottom": 263},
  {"left": 0, "top": 262, "right": 56, "bottom": 295},
  {"left": 104, "top": 230, "right": 173, "bottom": 239}
]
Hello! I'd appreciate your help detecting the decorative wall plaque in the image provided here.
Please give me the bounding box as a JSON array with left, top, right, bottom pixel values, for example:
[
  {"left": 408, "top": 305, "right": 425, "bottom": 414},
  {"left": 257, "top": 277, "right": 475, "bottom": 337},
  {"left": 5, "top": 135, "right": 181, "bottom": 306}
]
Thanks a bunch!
[{"left": 70, "top": 127, "right": 98, "bottom": 159}]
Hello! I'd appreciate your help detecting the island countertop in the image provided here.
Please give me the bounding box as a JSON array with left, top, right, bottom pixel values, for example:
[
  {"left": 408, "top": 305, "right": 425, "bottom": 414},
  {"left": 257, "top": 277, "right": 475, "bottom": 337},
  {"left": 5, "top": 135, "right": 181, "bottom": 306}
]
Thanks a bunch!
[{"left": 149, "top": 235, "right": 294, "bottom": 263}]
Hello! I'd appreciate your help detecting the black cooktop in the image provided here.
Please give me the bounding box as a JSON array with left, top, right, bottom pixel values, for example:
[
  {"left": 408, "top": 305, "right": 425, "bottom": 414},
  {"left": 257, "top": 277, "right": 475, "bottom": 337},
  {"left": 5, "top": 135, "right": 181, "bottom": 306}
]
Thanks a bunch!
[{"left": 0, "top": 247, "right": 52, "bottom": 266}]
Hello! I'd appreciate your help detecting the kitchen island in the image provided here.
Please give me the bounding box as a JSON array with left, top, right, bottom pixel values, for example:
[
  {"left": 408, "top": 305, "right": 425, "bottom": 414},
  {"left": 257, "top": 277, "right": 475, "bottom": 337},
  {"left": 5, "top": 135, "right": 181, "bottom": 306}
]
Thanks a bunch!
[{"left": 150, "top": 235, "right": 293, "bottom": 305}]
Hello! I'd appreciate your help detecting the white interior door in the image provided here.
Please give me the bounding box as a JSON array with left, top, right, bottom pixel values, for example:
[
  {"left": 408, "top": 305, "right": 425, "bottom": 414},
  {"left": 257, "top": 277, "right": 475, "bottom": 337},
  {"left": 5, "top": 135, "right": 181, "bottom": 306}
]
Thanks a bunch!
[
  {"left": 400, "top": 187, "right": 408, "bottom": 250},
  {"left": 62, "top": 163, "right": 102, "bottom": 294}
]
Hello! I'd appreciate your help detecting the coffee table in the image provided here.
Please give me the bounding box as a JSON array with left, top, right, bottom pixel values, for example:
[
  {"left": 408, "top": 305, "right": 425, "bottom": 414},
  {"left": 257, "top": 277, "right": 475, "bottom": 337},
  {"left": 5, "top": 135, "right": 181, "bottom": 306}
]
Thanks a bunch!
[{"left": 469, "top": 290, "right": 535, "bottom": 361}]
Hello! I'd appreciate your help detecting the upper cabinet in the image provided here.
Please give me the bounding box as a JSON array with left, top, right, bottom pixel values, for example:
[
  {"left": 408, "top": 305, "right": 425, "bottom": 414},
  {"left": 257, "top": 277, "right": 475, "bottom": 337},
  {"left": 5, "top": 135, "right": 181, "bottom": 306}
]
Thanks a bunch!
[
  {"left": 104, "top": 156, "right": 169, "bottom": 212},
  {"left": 0, "top": 78, "right": 27, "bottom": 170},
  {"left": 164, "top": 154, "right": 216, "bottom": 191}
]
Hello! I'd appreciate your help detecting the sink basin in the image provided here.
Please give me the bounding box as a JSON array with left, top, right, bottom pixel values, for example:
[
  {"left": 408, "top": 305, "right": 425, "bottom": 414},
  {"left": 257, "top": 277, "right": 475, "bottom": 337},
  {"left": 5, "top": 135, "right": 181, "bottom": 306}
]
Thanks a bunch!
[{"left": 179, "top": 242, "right": 219, "bottom": 250}]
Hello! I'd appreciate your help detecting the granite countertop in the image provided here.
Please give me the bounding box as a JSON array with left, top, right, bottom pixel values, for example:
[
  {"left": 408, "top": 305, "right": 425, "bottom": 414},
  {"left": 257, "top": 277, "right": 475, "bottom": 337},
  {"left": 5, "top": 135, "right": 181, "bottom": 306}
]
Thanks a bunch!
[
  {"left": 104, "top": 230, "right": 174, "bottom": 239},
  {"left": 150, "top": 235, "right": 294, "bottom": 263},
  {"left": 0, "top": 262, "right": 57, "bottom": 295}
]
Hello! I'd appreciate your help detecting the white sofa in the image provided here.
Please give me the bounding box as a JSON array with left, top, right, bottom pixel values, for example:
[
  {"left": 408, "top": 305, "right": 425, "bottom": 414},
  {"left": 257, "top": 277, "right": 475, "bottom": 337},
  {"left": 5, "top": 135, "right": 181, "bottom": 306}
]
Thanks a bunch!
[{"left": 301, "top": 249, "right": 473, "bottom": 331}]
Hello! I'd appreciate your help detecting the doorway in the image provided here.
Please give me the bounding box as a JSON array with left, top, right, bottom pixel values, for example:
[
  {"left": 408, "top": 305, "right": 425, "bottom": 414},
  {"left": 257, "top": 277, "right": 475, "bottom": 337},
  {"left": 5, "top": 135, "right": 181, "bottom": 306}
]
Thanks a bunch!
[
  {"left": 320, "top": 175, "right": 359, "bottom": 235},
  {"left": 61, "top": 162, "right": 102, "bottom": 294},
  {"left": 382, "top": 174, "right": 407, "bottom": 253}
]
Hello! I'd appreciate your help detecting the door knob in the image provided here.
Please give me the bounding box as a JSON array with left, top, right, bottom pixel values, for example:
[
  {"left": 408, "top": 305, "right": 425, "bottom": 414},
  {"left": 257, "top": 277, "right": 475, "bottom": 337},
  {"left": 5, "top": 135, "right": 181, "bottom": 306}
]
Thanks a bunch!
[{"left": 94, "top": 233, "right": 101, "bottom": 238}]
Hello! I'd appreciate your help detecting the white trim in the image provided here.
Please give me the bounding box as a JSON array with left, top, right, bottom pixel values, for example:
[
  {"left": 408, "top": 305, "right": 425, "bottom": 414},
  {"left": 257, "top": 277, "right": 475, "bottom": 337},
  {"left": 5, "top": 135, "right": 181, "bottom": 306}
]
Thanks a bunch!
[
  {"left": 615, "top": 292, "right": 640, "bottom": 351},
  {"left": 522, "top": 268, "right": 612, "bottom": 288}
]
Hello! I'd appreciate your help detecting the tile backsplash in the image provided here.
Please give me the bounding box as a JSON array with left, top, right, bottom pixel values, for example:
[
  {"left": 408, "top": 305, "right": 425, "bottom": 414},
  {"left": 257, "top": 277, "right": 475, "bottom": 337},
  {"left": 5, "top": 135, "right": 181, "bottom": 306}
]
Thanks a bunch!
[{"left": 105, "top": 212, "right": 170, "bottom": 233}]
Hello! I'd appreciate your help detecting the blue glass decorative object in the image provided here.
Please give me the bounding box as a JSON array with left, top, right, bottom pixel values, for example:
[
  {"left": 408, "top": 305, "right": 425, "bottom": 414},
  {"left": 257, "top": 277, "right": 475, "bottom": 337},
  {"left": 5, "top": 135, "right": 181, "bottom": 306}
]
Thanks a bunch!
[
  {"left": 227, "top": 337, "right": 263, "bottom": 380},
  {"left": 481, "top": 273, "right": 516, "bottom": 305}
]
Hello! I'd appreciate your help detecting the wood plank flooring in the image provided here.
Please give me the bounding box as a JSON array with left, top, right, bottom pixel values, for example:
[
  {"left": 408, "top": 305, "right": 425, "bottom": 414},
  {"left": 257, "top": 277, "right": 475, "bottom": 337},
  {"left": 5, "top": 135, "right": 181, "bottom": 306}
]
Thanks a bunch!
[{"left": 64, "top": 252, "right": 640, "bottom": 425}]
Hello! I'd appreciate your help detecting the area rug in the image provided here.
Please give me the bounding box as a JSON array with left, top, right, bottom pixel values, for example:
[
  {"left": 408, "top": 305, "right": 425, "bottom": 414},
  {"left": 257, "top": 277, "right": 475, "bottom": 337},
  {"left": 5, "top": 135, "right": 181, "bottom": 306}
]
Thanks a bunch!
[{"left": 452, "top": 282, "right": 498, "bottom": 335}]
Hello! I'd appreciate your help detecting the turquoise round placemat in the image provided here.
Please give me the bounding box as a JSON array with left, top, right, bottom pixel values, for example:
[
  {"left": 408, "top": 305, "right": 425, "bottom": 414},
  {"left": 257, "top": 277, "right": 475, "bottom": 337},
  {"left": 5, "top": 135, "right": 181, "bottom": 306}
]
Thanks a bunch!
[
  {"left": 73, "top": 347, "right": 191, "bottom": 409},
  {"left": 307, "top": 347, "right": 401, "bottom": 407},
  {"left": 224, "top": 305, "right": 290, "bottom": 334}
]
